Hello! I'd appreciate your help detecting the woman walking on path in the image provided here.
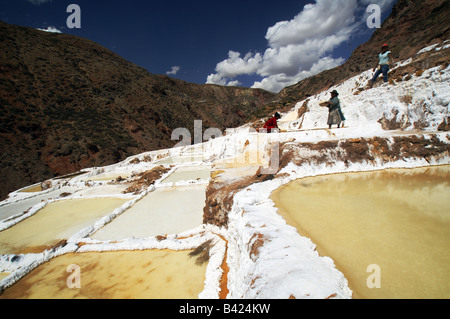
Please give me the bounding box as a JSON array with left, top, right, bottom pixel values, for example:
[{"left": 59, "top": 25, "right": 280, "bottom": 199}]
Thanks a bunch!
[{"left": 368, "top": 43, "right": 396, "bottom": 87}]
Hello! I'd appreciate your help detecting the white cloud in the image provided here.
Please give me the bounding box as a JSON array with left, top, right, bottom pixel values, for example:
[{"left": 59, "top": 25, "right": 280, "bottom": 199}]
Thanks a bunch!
[
  {"left": 226, "top": 80, "right": 242, "bottom": 87},
  {"left": 206, "top": 0, "right": 394, "bottom": 93},
  {"left": 265, "top": 0, "right": 357, "bottom": 49},
  {"left": 166, "top": 66, "right": 181, "bottom": 75},
  {"left": 215, "top": 51, "right": 262, "bottom": 78},
  {"left": 36, "top": 26, "right": 62, "bottom": 34},
  {"left": 252, "top": 56, "right": 345, "bottom": 93},
  {"left": 28, "top": 0, "right": 53, "bottom": 5},
  {"left": 206, "top": 73, "right": 228, "bottom": 86},
  {"left": 207, "top": 51, "right": 262, "bottom": 85}
]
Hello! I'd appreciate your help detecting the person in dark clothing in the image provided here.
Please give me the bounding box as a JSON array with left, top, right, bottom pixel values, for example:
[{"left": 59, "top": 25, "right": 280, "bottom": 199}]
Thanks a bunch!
[
  {"left": 323, "top": 90, "right": 344, "bottom": 129},
  {"left": 263, "top": 112, "right": 281, "bottom": 133}
]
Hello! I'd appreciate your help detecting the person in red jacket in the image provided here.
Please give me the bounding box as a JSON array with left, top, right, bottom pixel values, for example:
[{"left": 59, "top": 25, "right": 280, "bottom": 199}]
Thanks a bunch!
[{"left": 263, "top": 112, "right": 281, "bottom": 133}]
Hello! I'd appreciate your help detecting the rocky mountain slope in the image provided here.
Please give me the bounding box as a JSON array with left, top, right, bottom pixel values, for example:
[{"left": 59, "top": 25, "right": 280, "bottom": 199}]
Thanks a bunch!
[
  {"left": 271, "top": 0, "right": 450, "bottom": 111},
  {"left": 0, "top": 21, "right": 275, "bottom": 200}
]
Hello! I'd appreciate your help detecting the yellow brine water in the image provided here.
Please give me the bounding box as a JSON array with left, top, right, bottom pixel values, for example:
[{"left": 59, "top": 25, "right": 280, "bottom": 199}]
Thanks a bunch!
[
  {"left": 272, "top": 166, "right": 450, "bottom": 299},
  {"left": 0, "top": 249, "right": 207, "bottom": 299},
  {"left": 0, "top": 198, "right": 128, "bottom": 254}
]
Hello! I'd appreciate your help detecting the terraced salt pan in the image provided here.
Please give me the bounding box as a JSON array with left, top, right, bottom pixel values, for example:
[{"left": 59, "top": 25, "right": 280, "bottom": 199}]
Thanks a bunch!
[
  {"left": 156, "top": 155, "right": 205, "bottom": 165},
  {"left": 272, "top": 165, "right": 450, "bottom": 299},
  {"left": 18, "top": 184, "right": 42, "bottom": 193},
  {"left": 0, "top": 273, "right": 9, "bottom": 281},
  {"left": 161, "top": 165, "right": 211, "bottom": 184},
  {"left": 91, "top": 185, "right": 207, "bottom": 241},
  {"left": 0, "top": 249, "right": 208, "bottom": 299},
  {"left": 0, "top": 186, "right": 81, "bottom": 222},
  {"left": 17, "top": 172, "right": 88, "bottom": 194},
  {"left": 0, "top": 198, "right": 129, "bottom": 254},
  {"left": 74, "top": 184, "right": 129, "bottom": 197},
  {"left": 85, "top": 172, "right": 132, "bottom": 182}
]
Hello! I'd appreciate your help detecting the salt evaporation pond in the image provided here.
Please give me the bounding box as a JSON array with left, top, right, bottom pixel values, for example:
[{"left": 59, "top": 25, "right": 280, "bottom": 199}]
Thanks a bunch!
[
  {"left": 0, "top": 249, "right": 207, "bottom": 299},
  {"left": 17, "top": 171, "right": 88, "bottom": 194},
  {"left": 156, "top": 155, "right": 205, "bottom": 165},
  {"left": 272, "top": 165, "right": 450, "bottom": 299},
  {"left": 91, "top": 185, "right": 207, "bottom": 241},
  {"left": 0, "top": 198, "right": 128, "bottom": 254},
  {"left": 86, "top": 172, "right": 132, "bottom": 182},
  {"left": 18, "top": 184, "right": 42, "bottom": 193},
  {"left": 0, "top": 186, "right": 80, "bottom": 222},
  {"left": 162, "top": 166, "right": 211, "bottom": 184}
]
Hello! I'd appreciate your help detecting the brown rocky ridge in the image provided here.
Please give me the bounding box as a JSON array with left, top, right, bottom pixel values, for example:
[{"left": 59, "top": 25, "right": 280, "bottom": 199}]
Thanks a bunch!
[{"left": 0, "top": 21, "right": 275, "bottom": 200}]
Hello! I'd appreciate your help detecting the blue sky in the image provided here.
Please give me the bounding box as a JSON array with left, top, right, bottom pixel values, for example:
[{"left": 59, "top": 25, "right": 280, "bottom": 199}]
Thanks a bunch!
[{"left": 1, "top": 0, "right": 396, "bottom": 92}]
